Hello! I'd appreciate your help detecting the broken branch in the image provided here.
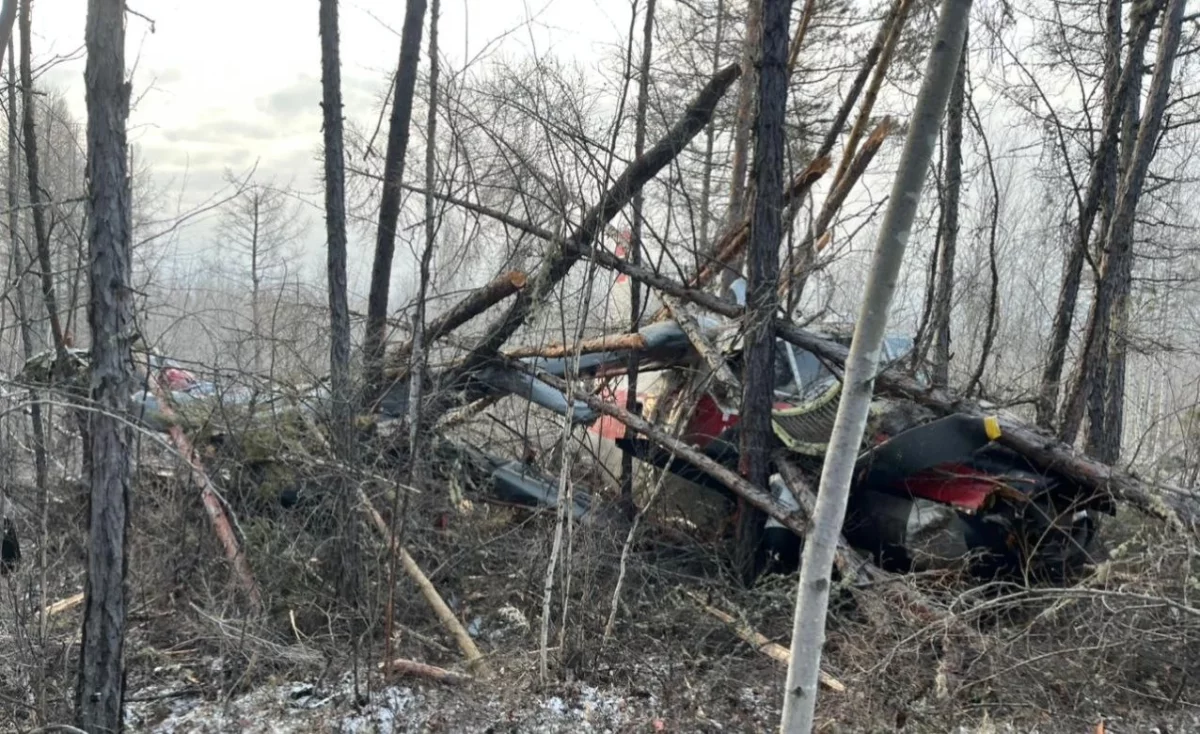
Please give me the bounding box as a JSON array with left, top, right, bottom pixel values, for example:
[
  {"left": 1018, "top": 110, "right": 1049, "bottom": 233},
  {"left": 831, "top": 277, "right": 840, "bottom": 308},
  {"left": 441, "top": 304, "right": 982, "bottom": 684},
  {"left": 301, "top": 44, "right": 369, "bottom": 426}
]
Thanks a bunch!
[
  {"left": 684, "top": 589, "right": 845, "bottom": 692},
  {"left": 148, "top": 372, "right": 263, "bottom": 612},
  {"left": 377, "top": 656, "right": 473, "bottom": 685},
  {"left": 358, "top": 487, "right": 489, "bottom": 673}
]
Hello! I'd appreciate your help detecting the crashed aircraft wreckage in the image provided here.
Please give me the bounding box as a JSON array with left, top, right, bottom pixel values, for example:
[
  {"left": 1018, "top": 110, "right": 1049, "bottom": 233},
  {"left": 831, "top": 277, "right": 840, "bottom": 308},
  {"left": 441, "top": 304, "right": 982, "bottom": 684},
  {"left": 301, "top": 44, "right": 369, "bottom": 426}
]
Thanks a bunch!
[{"left": 13, "top": 281, "right": 1110, "bottom": 585}]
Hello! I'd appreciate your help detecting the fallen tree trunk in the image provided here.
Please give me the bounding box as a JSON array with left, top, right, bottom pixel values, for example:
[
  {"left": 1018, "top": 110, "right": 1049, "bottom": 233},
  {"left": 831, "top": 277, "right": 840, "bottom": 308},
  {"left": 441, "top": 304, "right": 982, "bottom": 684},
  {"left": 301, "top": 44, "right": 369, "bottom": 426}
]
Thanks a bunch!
[
  {"left": 377, "top": 656, "right": 473, "bottom": 685},
  {"left": 683, "top": 589, "right": 845, "bottom": 692},
  {"left": 148, "top": 373, "right": 264, "bottom": 612},
  {"left": 387, "top": 157, "right": 1196, "bottom": 534},
  {"left": 359, "top": 487, "right": 489, "bottom": 673},
  {"left": 504, "top": 332, "right": 647, "bottom": 359},
  {"left": 386, "top": 269, "right": 528, "bottom": 374}
]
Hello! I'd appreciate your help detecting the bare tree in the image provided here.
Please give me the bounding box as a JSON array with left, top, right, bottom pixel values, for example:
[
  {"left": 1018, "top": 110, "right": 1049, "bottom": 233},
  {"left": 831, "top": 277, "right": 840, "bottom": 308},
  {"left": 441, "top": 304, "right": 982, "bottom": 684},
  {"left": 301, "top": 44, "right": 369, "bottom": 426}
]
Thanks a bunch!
[
  {"left": 75, "top": 0, "right": 133, "bottom": 730},
  {"left": 780, "top": 0, "right": 972, "bottom": 729},
  {"left": 318, "top": 0, "right": 358, "bottom": 608},
  {"left": 1035, "top": 0, "right": 1156, "bottom": 431},
  {"left": 621, "top": 0, "right": 656, "bottom": 502},
  {"left": 720, "top": 0, "right": 762, "bottom": 297},
  {"left": 18, "top": 0, "right": 69, "bottom": 365},
  {"left": 362, "top": 0, "right": 428, "bottom": 400},
  {"left": 214, "top": 181, "right": 304, "bottom": 373},
  {"left": 735, "top": 0, "right": 788, "bottom": 585},
  {"left": 1060, "top": 0, "right": 1185, "bottom": 453},
  {"left": 928, "top": 30, "right": 967, "bottom": 388}
]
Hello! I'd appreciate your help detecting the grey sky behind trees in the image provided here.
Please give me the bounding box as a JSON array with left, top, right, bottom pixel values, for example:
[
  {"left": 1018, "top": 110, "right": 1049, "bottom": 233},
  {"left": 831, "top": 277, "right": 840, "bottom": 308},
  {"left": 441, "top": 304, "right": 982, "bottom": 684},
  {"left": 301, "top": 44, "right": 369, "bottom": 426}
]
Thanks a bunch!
[{"left": 35, "top": 0, "right": 633, "bottom": 299}]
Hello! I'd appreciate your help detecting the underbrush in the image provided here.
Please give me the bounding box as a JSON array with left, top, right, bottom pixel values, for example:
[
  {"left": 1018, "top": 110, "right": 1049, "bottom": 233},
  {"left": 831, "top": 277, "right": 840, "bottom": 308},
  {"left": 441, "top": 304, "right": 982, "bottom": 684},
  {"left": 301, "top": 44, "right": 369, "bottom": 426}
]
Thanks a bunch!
[{"left": 3, "top": 437, "right": 1200, "bottom": 732}]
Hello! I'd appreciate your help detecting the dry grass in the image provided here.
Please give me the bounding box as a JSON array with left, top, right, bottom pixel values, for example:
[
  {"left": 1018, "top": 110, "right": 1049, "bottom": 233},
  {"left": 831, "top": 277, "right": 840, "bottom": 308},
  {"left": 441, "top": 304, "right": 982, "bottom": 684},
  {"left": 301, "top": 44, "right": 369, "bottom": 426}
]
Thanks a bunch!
[{"left": 3, "top": 408, "right": 1200, "bottom": 732}]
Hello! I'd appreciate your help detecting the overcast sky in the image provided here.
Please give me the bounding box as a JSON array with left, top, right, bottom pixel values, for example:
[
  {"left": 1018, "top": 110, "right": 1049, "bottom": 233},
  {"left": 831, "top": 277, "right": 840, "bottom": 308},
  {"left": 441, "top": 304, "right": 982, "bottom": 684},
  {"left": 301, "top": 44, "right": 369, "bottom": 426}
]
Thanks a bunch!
[{"left": 32, "top": 0, "right": 632, "bottom": 296}]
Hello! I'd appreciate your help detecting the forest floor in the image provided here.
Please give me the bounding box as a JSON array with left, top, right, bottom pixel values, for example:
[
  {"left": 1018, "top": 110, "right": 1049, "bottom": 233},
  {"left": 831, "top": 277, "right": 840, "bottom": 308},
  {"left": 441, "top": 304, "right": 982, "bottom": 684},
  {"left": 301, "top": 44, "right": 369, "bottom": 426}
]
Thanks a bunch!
[{"left": 4, "top": 464, "right": 1200, "bottom": 733}]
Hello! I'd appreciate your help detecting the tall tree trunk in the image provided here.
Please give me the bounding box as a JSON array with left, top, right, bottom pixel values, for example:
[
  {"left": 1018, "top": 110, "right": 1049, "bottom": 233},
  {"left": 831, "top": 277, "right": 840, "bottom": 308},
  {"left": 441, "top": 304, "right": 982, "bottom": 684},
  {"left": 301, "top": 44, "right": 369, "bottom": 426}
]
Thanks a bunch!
[
  {"left": 76, "top": 0, "right": 132, "bottom": 730},
  {"left": 779, "top": 1, "right": 972, "bottom": 729},
  {"left": 930, "top": 30, "right": 967, "bottom": 388},
  {"left": 387, "top": 0, "right": 439, "bottom": 675},
  {"left": 362, "top": 0, "right": 428, "bottom": 402},
  {"left": 1036, "top": 0, "right": 1151, "bottom": 430},
  {"left": 1093, "top": 55, "right": 1144, "bottom": 463},
  {"left": 736, "top": 0, "right": 790, "bottom": 585},
  {"left": 697, "top": 0, "right": 725, "bottom": 254},
  {"left": 319, "top": 0, "right": 358, "bottom": 607},
  {"left": 720, "top": 0, "right": 762, "bottom": 298},
  {"left": 621, "top": 0, "right": 656, "bottom": 502},
  {"left": 7, "top": 41, "right": 44, "bottom": 495},
  {"left": 18, "top": 0, "right": 67, "bottom": 364},
  {"left": 1060, "top": 0, "right": 1183, "bottom": 448}
]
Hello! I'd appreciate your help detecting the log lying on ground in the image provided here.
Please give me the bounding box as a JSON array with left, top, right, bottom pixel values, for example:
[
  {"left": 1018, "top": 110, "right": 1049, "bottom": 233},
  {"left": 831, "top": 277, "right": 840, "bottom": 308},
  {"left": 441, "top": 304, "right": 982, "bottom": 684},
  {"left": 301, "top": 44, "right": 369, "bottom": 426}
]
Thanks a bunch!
[
  {"left": 683, "top": 589, "right": 845, "bottom": 692},
  {"left": 377, "top": 656, "right": 473, "bottom": 685},
  {"left": 358, "top": 487, "right": 489, "bottom": 673},
  {"left": 442, "top": 63, "right": 741, "bottom": 388},
  {"left": 147, "top": 372, "right": 264, "bottom": 612}
]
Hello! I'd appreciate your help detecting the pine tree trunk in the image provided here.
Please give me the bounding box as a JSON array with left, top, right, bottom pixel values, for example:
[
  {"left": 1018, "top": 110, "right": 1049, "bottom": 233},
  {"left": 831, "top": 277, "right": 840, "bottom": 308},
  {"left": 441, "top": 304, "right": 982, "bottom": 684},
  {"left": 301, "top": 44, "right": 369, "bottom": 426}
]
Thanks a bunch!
[
  {"left": 319, "top": 0, "right": 358, "bottom": 605},
  {"left": 362, "top": 0, "right": 428, "bottom": 402},
  {"left": 779, "top": 1, "right": 972, "bottom": 729},
  {"left": 930, "top": 31, "right": 967, "bottom": 388},
  {"left": 1060, "top": 0, "right": 1184, "bottom": 448},
  {"left": 1036, "top": 0, "right": 1148, "bottom": 430},
  {"left": 75, "top": 0, "right": 132, "bottom": 730},
  {"left": 736, "top": 0, "right": 789, "bottom": 585}
]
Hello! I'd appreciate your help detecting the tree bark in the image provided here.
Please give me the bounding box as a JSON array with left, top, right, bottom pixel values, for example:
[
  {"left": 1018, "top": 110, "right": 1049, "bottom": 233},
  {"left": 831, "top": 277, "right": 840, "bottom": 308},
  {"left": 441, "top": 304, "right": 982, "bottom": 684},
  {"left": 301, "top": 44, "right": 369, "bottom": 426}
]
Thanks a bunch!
[
  {"left": 76, "top": 0, "right": 132, "bottom": 730},
  {"left": 1059, "top": 0, "right": 1183, "bottom": 448},
  {"left": 1036, "top": 0, "right": 1154, "bottom": 430},
  {"left": 736, "top": 0, "right": 790, "bottom": 584},
  {"left": 779, "top": 1, "right": 972, "bottom": 730},
  {"left": 18, "top": 0, "right": 68, "bottom": 365},
  {"left": 7, "top": 41, "right": 45, "bottom": 496},
  {"left": 319, "top": 0, "right": 359, "bottom": 607},
  {"left": 622, "top": 0, "right": 656, "bottom": 502},
  {"left": 319, "top": 0, "right": 351, "bottom": 467},
  {"left": 930, "top": 31, "right": 967, "bottom": 388},
  {"left": 720, "top": 0, "right": 762, "bottom": 298},
  {"left": 362, "top": 0, "right": 428, "bottom": 402}
]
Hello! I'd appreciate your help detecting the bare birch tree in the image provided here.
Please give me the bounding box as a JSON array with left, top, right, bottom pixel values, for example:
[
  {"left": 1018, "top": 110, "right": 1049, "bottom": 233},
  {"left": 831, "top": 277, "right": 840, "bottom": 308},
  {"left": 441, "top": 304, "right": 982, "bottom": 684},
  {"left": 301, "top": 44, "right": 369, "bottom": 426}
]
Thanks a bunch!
[
  {"left": 779, "top": 0, "right": 972, "bottom": 730},
  {"left": 75, "top": 0, "right": 133, "bottom": 730}
]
